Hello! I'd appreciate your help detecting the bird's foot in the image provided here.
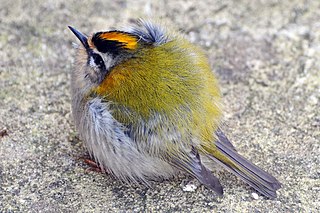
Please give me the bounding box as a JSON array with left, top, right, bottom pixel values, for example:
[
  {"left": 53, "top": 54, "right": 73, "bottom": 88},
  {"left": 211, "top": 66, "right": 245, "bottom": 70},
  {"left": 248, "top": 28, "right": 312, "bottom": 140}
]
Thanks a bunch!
[{"left": 79, "top": 156, "right": 106, "bottom": 173}]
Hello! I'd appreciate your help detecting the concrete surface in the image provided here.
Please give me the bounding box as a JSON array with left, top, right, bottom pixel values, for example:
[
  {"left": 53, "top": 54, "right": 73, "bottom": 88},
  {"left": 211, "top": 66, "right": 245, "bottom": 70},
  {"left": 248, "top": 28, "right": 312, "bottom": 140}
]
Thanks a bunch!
[{"left": 1, "top": 0, "right": 319, "bottom": 212}]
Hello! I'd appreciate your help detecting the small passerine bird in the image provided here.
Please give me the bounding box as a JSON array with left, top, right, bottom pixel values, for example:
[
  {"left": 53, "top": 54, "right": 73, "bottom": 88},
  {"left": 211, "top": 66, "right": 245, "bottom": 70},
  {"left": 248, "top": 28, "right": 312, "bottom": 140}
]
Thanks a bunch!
[{"left": 68, "top": 20, "right": 281, "bottom": 198}]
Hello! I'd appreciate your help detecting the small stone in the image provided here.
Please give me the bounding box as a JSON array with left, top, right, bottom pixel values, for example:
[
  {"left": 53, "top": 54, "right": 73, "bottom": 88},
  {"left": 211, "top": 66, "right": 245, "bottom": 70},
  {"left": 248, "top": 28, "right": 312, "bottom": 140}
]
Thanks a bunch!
[
  {"left": 182, "top": 184, "right": 197, "bottom": 192},
  {"left": 252, "top": 192, "right": 259, "bottom": 200}
]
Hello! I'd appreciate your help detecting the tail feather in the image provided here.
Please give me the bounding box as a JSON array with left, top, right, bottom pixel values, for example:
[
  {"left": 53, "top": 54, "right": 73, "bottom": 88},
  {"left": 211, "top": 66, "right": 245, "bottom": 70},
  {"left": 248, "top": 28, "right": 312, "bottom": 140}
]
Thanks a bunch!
[
  {"left": 208, "top": 139, "right": 281, "bottom": 198},
  {"left": 216, "top": 128, "right": 236, "bottom": 151}
]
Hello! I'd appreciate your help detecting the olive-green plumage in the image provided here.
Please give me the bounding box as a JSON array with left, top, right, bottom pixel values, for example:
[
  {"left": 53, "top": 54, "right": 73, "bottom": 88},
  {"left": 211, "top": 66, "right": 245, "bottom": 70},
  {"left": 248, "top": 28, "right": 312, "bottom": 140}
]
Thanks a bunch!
[
  {"left": 69, "top": 20, "right": 281, "bottom": 198},
  {"left": 94, "top": 37, "right": 221, "bottom": 144}
]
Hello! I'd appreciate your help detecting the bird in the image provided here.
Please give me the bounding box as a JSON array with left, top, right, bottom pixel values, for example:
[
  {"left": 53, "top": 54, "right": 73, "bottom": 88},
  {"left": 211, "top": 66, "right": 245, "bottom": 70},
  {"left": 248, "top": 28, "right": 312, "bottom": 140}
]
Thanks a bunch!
[{"left": 68, "top": 19, "right": 281, "bottom": 198}]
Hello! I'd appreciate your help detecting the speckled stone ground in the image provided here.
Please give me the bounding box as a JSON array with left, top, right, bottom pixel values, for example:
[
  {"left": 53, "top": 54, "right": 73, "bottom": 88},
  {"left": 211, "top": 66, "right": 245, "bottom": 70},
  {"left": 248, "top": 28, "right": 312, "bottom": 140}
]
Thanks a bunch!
[{"left": 1, "top": 0, "right": 319, "bottom": 212}]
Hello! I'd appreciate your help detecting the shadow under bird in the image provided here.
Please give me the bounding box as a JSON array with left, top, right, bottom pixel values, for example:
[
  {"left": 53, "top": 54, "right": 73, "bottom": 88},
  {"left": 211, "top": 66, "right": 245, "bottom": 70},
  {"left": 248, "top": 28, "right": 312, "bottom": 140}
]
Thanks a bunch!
[{"left": 68, "top": 20, "right": 281, "bottom": 198}]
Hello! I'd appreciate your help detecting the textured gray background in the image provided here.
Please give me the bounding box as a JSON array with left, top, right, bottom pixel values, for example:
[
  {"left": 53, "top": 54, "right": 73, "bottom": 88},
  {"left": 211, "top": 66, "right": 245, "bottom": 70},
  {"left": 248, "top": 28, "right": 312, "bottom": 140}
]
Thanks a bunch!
[{"left": 1, "top": 0, "right": 319, "bottom": 212}]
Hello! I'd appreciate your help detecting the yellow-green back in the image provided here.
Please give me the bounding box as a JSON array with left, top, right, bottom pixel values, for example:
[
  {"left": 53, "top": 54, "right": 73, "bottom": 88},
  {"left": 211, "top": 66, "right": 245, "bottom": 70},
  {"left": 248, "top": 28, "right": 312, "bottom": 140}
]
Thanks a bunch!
[{"left": 94, "top": 37, "right": 222, "bottom": 143}]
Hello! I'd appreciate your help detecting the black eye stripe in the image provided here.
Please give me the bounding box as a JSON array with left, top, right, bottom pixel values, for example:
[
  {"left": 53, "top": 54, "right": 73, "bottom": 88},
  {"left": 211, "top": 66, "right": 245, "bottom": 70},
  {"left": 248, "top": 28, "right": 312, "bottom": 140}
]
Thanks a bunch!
[
  {"left": 88, "top": 53, "right": 105, "bottom": 70},
  {"left": 92, "top": 53, "right": 104, "bottom": 67},
  {"left": 84, "top": 52, "right": 108, "bottom": 84}
]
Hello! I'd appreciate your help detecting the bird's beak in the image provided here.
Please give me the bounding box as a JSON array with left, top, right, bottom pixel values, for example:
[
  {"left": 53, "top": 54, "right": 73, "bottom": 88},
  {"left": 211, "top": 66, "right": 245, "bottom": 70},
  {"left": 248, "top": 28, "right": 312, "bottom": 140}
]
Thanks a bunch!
[{"left": 68, "top": 26, "right": 89, "bottom": 49}]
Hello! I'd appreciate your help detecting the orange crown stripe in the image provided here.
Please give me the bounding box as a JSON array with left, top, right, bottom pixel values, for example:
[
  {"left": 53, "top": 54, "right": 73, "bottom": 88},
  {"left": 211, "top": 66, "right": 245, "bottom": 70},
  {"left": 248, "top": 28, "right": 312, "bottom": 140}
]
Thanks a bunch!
[{"left": 98, "top": 32, "right": 138, "bottom": 49}]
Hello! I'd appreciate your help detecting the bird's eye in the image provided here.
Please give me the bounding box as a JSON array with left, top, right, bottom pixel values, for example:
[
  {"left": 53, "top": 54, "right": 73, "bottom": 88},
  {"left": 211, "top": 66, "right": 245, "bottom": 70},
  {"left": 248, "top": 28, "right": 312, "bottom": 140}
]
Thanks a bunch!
[{"left": 88, "top": 53, "right": 105, "bottom": 70}]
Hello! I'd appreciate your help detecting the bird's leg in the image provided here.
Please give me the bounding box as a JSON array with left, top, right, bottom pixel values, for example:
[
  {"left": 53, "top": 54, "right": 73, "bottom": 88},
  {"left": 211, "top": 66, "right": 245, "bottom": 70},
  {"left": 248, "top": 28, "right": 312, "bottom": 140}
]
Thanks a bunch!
[{"left": 80, "top": 155, "right": 106, "bottom": 173}]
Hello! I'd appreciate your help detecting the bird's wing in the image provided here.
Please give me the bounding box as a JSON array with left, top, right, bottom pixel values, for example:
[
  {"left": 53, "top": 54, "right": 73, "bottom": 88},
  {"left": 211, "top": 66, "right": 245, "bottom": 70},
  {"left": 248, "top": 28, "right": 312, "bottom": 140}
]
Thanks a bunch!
[{"left": 173, "top": 146, "right": 223, "bottom": 196}]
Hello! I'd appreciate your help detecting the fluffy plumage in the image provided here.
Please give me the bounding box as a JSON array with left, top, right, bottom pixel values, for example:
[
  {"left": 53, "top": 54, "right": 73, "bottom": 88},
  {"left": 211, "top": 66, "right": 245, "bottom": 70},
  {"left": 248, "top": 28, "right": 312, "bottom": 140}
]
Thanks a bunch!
[{"left": 69, "top": 20, "right": 281, "bottom": 198}]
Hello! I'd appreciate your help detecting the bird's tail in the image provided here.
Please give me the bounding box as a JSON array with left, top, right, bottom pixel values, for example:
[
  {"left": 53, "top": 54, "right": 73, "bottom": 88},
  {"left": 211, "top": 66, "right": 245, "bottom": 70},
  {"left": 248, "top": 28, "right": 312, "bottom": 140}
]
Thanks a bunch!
[{"left": 206, "top": 133, "right": 281, "bottom": 198}]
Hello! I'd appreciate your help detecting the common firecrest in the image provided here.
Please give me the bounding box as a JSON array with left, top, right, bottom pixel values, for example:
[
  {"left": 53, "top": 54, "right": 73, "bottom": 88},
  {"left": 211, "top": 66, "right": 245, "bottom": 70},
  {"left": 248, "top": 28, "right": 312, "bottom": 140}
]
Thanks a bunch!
[{"left": 68, "top": 20, "right": 281, "bottom": 198}]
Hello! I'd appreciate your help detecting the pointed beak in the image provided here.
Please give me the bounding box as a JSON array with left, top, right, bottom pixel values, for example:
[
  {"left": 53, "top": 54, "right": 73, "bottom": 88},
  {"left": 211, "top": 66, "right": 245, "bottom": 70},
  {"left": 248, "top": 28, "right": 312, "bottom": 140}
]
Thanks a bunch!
[{"left": 68, "top": 26, "right": 89, "bottom": 49}]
